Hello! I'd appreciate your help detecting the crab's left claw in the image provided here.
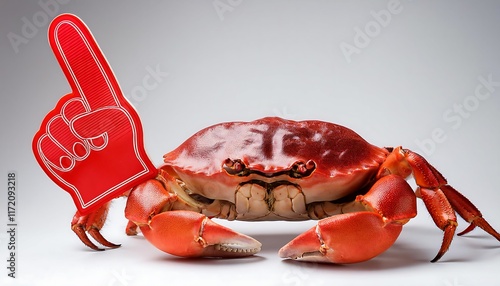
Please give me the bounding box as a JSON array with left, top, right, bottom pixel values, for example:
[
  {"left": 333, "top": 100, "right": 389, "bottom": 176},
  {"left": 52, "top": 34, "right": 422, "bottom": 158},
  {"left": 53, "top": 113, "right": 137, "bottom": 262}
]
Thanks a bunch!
[
  {"left": 279, "top": 175, "right": 417, "bottom": 264},
  {"left": 140, "top": 211, "right": 262, "bottom": 258},
  {"left": 279, "top": 212, "right": 404, "bottom": 263}
]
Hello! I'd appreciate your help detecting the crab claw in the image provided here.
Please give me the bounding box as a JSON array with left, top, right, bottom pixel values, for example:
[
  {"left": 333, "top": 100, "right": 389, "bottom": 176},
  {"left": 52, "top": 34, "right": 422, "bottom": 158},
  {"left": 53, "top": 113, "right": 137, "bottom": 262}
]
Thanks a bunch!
[
  {"left": 279, "top": 212, "right": 403, "bottom": 263},
  {"left": 280, "top": 175, "right": 417, "bottom": 264},
  {"left": 140, "top": 210, "right": 261, "bottom": 258}
]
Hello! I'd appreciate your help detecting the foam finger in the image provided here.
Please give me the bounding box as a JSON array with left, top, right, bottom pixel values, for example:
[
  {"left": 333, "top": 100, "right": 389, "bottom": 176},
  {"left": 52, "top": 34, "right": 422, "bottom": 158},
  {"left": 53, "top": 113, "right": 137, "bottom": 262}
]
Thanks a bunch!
[{"left": 48, "top": 14, "right": 120, "bottom": 111}]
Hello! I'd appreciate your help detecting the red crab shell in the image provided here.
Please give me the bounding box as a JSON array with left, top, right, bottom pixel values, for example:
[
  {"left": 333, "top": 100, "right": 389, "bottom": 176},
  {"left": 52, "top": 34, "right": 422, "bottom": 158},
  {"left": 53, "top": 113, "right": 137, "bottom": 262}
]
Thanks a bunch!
[{"left": 162, "top": 117, "right": 388, "bottom": 212}]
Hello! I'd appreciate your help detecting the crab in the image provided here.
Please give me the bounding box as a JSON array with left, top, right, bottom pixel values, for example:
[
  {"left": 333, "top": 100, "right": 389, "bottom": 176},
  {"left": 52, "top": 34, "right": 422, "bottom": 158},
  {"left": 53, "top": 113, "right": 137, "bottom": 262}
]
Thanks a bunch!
[{"left": 71, "top": 117, "right": 500, "bottom": 263}]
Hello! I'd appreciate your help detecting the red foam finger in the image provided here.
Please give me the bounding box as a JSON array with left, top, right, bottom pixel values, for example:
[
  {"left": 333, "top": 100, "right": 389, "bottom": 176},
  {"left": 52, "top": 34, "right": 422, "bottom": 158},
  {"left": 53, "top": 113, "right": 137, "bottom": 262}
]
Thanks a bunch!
[
  {"left": 33, "top": 14, "right": 157, "bottom": 215},
  {"left": 49, "top": 13, "right": 119, "bottom": 110}
]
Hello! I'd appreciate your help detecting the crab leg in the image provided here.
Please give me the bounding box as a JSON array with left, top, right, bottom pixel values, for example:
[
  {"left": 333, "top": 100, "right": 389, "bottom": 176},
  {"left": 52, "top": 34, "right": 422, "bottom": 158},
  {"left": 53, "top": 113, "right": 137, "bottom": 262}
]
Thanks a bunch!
[
  {"left": 279, "top": 174, "right": 417, "bottom": 263},
  {"left": 440, "top": 185, "right": 500, "bottom": 240},
  {"left": 378, "top": 147, "right": 500, "bottom": 262},
  {"left": 71, "top": 202, "right": 121, "bottom": 250},
  {"left": 418, "top": 187, "right": 457, "bottom": 262}
]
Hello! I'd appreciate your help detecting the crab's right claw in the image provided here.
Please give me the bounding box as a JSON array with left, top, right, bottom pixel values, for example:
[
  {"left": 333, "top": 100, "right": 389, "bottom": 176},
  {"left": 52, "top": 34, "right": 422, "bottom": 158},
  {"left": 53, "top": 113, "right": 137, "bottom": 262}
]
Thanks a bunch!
[{"left": 139, "top": 210, "right": 262, "bottom": 258}]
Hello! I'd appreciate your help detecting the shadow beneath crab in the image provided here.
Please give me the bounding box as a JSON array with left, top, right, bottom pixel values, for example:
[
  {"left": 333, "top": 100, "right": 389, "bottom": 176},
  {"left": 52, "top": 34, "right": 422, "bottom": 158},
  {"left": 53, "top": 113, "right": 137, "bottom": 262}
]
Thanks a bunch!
[
  {"left": 251, "top": 233, "right": 299, "bottom": 254},
  {"left": 124, "top": 234, "right": 265, "bottom": 265},
  {"left": 278, "top": 242, "right": 441, "bottom": 273},
  {"left": 264, "top": 224, "right": 498, "bottom": 270},
  {"left": 458, "top": 233, "right": 500, "bottom": 243},
  {"left": 127, "top": 223, "right": 499, "bottom": 267},
  {"left": 154, "top": 254, "right": 267, "bottom": 266},
  {"left": 453, "top": 233, "right": 500, "bottom": 250},
  {"left": 279, "top": 240, "right": 429, "bottom": 271},
  {"left": 243, "top": 231, "right": 429, "bottom": 270}
]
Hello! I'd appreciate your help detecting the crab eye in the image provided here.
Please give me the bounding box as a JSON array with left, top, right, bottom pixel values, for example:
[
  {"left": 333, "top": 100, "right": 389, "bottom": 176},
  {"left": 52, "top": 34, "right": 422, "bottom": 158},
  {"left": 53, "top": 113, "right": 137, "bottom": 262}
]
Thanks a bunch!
[
  {"left": 289, "top": 160, "right": 316, "bottom": 178},
  {"left": 223, "top": 158, "right": 248, "bottom": 176}
]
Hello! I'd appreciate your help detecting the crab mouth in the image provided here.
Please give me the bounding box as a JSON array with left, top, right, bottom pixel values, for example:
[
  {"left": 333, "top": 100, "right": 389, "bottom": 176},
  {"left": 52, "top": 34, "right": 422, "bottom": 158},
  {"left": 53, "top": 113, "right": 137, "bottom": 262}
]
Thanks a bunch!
[{"left": 223, "top": 159, "right": 316, "bottom": 179}]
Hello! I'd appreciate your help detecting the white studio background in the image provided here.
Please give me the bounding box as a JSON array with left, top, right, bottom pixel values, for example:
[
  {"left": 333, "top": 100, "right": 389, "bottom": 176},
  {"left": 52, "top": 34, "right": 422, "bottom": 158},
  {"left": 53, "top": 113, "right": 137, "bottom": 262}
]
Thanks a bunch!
[{"left": 1, "top": 1, "right": 500, "bottom": 285}]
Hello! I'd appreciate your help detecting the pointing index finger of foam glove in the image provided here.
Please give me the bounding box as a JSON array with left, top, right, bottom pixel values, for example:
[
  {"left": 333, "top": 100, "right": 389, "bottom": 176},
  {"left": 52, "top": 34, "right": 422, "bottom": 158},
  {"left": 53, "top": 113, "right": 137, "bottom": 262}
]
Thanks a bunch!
[{"left": 49, "top": 14, "right": 120, "bottom": 111}]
